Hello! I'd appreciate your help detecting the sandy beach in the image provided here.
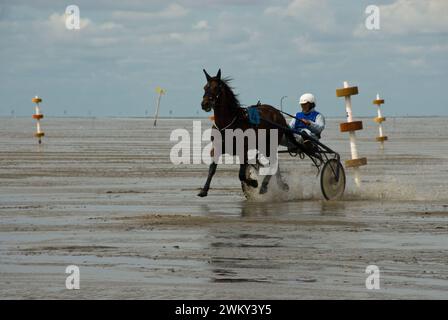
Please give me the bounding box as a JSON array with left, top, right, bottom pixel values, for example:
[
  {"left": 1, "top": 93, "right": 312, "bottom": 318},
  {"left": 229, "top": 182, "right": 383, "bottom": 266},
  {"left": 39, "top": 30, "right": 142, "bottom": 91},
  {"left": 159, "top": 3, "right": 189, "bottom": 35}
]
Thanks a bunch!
[{"left": 0, "top": 117, "right": 447, "bottom": 299}]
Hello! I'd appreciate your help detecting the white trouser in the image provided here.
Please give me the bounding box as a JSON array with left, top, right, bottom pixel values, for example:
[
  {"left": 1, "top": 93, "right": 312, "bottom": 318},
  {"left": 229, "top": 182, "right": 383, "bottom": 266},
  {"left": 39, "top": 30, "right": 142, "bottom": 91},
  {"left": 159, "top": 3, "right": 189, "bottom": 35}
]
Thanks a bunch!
[{"left": 281, "top": 129, "right": 318, "bottom": 147}]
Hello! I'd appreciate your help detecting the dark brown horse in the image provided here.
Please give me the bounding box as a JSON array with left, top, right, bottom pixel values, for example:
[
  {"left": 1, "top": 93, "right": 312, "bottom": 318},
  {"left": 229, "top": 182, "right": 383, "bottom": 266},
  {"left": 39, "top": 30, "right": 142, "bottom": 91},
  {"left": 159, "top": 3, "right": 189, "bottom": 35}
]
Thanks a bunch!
[{"left": 198, "top": 69, "right": 291, "bottom": 197}]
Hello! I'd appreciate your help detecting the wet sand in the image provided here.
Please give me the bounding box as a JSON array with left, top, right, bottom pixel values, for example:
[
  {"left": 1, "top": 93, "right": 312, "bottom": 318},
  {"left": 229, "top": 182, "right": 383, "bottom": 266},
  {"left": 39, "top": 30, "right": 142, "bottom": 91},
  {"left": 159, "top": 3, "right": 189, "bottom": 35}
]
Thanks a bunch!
[{"left": 0, "top": 117, "right": 447, "bottom": 299}]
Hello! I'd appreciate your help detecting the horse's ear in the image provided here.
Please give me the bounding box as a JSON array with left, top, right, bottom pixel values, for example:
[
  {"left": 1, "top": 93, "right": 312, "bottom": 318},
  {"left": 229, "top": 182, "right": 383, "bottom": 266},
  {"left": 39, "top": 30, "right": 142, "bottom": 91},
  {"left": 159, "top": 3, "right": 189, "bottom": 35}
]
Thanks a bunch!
[
  {"left": 216, "top": 69, "right": 221, "bottom": 80},
  {"left": 203, "top": 69, "right": 211, "bottom": 82}
]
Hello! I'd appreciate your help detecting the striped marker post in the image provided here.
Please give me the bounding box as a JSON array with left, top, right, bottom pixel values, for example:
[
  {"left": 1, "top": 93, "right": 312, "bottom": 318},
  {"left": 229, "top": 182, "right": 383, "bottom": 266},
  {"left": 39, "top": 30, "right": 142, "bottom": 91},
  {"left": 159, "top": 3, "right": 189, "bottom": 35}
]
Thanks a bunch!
[
  {"left": 336, "top": 81, "right": 367, "bottom": 187},
  {"left": 373, "top": 94, "right": 388, "bottom": 149},
  {"left": 32, "top": 96, "right": 45, "bottom": 144}
]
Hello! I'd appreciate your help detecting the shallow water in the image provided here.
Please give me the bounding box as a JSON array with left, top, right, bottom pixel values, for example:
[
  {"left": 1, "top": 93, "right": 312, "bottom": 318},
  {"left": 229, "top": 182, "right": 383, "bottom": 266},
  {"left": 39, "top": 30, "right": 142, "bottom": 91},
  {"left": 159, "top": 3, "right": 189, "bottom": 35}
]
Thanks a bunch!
[{"left": 0, "top": 117, "right": 447, "bottom": 299}]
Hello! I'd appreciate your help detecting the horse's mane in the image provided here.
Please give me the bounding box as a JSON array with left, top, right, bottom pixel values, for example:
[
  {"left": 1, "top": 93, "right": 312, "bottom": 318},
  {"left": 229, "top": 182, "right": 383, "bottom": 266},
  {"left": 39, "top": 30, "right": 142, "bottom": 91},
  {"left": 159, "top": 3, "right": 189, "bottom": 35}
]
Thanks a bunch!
[{"left": 221, "top": 77, "right": 240, "bottom": 109}]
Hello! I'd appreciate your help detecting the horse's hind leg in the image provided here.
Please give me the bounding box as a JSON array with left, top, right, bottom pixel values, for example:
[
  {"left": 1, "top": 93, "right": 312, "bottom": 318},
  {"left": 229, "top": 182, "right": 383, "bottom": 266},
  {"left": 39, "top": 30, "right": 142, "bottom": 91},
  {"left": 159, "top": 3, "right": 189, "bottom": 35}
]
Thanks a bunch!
[
  {"left": 259, "top": 174, "right": 272, "bottom": 194},
  {"left": 198, "top": 162, "right": 217, "bottom": 197},
  {"left": 259, "top": 165, "right": 288, "bottom": 194},
  {"left": 239, "top": 163, "right": 258, "bottom": 188}
]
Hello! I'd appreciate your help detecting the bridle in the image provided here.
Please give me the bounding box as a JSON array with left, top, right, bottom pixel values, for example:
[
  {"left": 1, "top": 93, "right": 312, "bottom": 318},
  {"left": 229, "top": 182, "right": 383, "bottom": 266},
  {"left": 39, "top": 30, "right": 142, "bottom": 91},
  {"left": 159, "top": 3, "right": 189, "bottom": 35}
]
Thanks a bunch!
[
  {"left": 203, "top": 81, "right": 222, "bottom": 110},
  {"left": 204, "top": 80, "right": 240, "bottom": 131}
]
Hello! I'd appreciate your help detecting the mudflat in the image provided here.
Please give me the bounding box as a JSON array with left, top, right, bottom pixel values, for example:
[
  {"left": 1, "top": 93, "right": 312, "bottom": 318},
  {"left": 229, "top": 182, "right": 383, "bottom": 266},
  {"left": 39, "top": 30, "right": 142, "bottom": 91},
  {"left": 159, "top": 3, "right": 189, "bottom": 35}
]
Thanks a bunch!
[{"left": 0, "top": 117, "right": 447, "bottom": 299}]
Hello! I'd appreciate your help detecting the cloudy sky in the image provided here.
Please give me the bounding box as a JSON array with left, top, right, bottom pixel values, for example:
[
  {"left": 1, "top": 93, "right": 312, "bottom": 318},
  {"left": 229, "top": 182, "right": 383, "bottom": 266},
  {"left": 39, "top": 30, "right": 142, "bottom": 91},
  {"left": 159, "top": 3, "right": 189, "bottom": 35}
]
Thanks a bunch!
[{"left": 1, "top": 0, "right": 447, "bottom": 117}]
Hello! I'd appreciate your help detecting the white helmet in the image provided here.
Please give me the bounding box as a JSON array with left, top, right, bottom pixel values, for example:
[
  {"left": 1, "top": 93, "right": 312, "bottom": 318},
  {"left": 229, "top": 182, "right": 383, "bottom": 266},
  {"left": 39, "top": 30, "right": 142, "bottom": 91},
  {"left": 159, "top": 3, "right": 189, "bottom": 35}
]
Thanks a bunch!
[{"left": 299, "top": 93, "right": 315, "bottom": 104}]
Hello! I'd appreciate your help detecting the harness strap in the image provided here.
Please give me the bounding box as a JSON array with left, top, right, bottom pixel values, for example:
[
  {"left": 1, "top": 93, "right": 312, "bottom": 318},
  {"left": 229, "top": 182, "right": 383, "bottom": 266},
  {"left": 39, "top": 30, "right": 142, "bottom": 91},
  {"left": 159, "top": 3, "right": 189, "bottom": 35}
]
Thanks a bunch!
[{"left": 213, "top": 114, "right": 239, "bottom": 131}]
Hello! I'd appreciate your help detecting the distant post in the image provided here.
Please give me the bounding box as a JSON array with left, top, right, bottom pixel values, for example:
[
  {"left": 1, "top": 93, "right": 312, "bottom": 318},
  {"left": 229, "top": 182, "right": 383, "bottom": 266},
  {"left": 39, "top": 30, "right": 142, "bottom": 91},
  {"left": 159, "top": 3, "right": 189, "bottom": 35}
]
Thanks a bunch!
[
  {"left": 153, "top": 86, "right": 166, "bottom": 127},
  {"left": 373, "top": 94, "right": 388, "bottom": 149},
  {"left": 280, "top": 96, "right": 287, "bottom": 111},
  {"left": 32, "top": 96, "right": 45, "bottom": 144}
]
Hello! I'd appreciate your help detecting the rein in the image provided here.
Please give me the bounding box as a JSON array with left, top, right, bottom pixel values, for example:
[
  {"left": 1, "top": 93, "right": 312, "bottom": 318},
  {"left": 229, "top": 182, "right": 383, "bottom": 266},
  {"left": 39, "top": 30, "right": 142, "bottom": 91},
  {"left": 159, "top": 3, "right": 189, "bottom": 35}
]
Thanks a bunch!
[{"left": 277, "top": 109, "right": 301, "bottom": 121}]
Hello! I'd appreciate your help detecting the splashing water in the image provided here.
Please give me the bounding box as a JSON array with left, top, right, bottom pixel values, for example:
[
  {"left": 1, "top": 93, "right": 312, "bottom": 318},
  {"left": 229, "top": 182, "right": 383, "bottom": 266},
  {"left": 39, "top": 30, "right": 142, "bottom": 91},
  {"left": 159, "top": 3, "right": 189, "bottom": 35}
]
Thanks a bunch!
[{"left": 242, "top": 165, "right": 444, "bottom": 203}]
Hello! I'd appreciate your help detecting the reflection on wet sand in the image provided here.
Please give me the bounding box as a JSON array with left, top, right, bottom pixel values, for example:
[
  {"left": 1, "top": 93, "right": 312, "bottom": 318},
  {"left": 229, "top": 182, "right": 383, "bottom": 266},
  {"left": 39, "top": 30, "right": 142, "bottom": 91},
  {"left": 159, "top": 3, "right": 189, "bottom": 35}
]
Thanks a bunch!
[{"left": 199, "top": 200, "right": 348, "bottom": 218}]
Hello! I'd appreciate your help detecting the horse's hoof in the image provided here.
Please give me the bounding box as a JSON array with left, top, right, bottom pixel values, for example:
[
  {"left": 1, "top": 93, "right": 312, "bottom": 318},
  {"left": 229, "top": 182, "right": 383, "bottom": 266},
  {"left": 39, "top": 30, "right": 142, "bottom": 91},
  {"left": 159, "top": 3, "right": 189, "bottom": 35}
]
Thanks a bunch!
[
  {"left": 259, "top": 185, "right": 268, "bottom": 194},
  {"left": 247, "top": 179, "right": 258, "bottom": 188},
  {"left": 197, "top": 189, "right": 208, "bottom": 197}
]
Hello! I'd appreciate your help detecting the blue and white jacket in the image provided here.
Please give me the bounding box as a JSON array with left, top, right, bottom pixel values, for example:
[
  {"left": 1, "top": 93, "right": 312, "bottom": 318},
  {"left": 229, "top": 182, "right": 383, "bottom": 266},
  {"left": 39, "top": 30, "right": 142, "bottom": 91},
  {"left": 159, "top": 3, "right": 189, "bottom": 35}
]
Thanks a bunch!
[{"left": 289, "top": 108, "right": 325, "bottom": 138}]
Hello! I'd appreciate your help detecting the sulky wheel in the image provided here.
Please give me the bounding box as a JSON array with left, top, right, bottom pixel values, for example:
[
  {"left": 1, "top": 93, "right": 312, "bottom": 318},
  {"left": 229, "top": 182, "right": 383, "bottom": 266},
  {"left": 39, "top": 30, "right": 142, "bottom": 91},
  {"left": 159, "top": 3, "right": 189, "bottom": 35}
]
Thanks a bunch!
[{"left": 320, "top": 159, "right": 345, "bottom": 200}]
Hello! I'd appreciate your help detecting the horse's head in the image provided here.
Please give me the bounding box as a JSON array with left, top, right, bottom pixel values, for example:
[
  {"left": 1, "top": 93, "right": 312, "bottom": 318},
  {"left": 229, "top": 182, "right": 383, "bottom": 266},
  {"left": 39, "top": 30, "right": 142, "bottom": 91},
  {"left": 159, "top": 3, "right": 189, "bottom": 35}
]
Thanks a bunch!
[{"left": 201, "top": 69, "right": 222, "bottom": 112}]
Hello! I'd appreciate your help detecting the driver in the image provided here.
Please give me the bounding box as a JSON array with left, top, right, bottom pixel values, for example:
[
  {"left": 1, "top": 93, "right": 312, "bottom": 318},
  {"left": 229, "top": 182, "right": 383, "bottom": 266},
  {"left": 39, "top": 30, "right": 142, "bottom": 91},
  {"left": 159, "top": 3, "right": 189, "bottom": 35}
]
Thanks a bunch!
[{"left": 289, "top": 93, "right": 325, "bottom": 147}]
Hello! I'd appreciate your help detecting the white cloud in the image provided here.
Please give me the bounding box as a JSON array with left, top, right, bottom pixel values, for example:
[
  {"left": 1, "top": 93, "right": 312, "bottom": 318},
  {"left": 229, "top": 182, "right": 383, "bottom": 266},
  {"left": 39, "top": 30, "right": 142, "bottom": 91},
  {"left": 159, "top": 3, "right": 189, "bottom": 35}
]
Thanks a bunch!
[
  {"left": 211, "top": 12, "right": 262, "bottom": 46},
  {"left": 394, "top": 43, "right": 448, "bottom": 55},
  {"left": 112, "top": 3, "right": 189, "bottom": 20},
  {"left": 355, "top": 0, "right": 448, "bottom": 37},
  {"left": 140, "top": 30, "right": 210, "bottom": 46},
  {"left": 264, "top": 0, "right": 335, "bottom": 33},
  {"left": 159, "top": 3, "right": 189, "bottom": 18},
  {"left": 169, "top": 31, "right": 209, "bottom": 44},
  {"left": 98, "top": 22, "right": 124, "bottom": 31},
  {"left": 292, "top": 35, "right": 323, "bottom": 56},
  {"left": 193, "top": 20, "right": 209, "bottom": 30},
  {"left": 47, "top": 12, "right": 91, "bottom": 32},
  {"left": 1, "top": 0, "right": 447, "bottom": 116},
  {"left": 30, "top": 12, "right": 92, "bottom": 42},
  {"left": 382, "top": 0, "right": 448, "bottom": 34}
]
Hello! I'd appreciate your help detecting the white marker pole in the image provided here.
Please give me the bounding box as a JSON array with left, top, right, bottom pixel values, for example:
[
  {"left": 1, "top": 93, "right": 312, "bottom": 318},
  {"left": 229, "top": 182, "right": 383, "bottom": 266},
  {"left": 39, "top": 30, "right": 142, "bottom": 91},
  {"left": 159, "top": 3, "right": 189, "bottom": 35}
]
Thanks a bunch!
[
  {"left": 32, "top": 96, "right": 44, "bottom": 144},
  {"left": 343, "top": 82, "right": 361, "bottom": 187},
  {"left": 376, "top": 94, "right": 384, "bottom": 149},
  {"left": 153, "top": 87, "right": 165, "bottom": 127},
  {"left": 373, "top": 93, "right": 387, "bottom": 150},
  {"left": 336, "top": 81, "right": 367, "bottom": 188},
  {"left": 344, "top": 81, "right": 359, "bottom": 161}
]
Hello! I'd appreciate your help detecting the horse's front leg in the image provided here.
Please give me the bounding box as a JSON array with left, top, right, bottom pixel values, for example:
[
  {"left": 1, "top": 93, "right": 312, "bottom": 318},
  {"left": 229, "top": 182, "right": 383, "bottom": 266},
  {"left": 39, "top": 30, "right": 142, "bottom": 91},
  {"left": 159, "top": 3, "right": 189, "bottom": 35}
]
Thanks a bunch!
[{"left": 198, "top": 162, "right": 217, "bottom": 197}]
